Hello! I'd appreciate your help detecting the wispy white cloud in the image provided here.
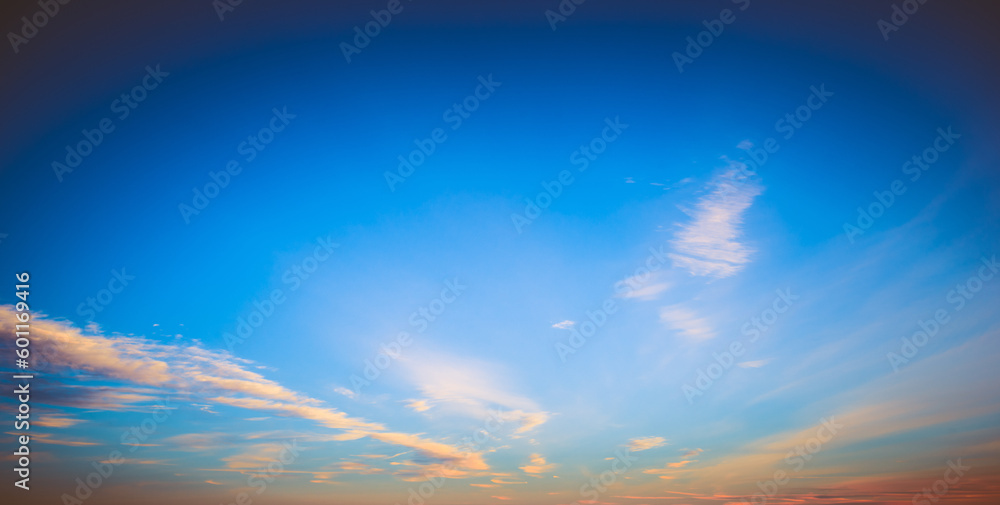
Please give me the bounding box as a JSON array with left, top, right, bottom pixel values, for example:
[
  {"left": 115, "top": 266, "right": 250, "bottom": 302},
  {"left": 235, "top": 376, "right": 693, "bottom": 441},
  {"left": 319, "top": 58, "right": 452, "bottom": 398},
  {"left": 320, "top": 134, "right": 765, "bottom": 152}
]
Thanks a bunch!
[
  {"left": 615, "top": 271, "right": 672, "bottom": 301},
  {"left": 737, "top": 359, "right": 771, "bottom": 368},
  {"left": 551, "top": 320, "right": 575, "bottom": 329},
  {"left": 669, "top": 167, "right": 763, "bottom": 278},
  {"left": 333, "top": 386, "right": 356, "bottom": 399},
  {"left": 659, "top": 305, "right": 715, "bottom": 341},
  {"left": 399, "top": 351, "right": 550, "bottom": 436},
  {"left": 356, "top": 451, "right": 408, "bottom": 460}
]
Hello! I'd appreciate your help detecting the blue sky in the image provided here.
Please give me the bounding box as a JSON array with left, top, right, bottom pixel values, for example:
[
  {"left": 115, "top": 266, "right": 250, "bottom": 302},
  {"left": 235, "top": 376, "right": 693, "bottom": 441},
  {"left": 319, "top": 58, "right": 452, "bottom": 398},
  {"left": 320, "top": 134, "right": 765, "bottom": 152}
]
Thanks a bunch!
[{"left": 2, "top": 1, "right": 1000, "bottom": 504}]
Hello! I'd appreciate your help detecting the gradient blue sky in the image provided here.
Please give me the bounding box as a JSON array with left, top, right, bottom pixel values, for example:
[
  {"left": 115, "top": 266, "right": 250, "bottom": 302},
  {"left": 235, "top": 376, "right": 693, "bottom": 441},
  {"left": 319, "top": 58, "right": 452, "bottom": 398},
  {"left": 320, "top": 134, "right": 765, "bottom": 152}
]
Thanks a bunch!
[{"left": 2, "top": 1, "right": 1000, "bottom": 504}]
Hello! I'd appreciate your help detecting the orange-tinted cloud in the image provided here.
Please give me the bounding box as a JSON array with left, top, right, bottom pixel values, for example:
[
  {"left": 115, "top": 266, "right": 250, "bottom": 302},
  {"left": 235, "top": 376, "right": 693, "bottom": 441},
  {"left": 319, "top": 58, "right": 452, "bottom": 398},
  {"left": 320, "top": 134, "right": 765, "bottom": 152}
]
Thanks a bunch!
[
  {"left": 626, "top": 436, "right": 668, "bottom": 452},
  {"left": 0, "top": 306, "right": 490, "bottom": 474},
  {"left": 520, "top": 453, "right": 557, "bottom": 474}
]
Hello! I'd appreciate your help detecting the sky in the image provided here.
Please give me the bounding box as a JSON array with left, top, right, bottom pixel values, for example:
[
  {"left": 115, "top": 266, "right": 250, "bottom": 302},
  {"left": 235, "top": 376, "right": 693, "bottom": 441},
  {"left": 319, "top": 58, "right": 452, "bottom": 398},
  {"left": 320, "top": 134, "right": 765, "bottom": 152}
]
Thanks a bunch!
[{"left": 2, "top": 1, "right": 1000, "bottom": 504}]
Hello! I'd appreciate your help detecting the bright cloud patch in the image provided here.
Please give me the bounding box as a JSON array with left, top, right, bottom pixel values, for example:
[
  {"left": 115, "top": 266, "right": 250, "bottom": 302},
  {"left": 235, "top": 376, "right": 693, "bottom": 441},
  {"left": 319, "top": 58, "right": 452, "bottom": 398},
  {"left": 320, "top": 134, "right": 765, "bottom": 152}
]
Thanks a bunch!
[
  {"left": 659, "top": 305, "right": 715, "bottom": 341},
  {"left": 400, "top": 351, "right": 550, "bottom": 436},
  {"left": 669, "top": 167, "right": 763, "bottom": 278},
  {"left": 626, "top": 436, "right": 668, "bottom": 452},
  {"left": 519, "top": 453, "right": 557, "bottom": 474}
]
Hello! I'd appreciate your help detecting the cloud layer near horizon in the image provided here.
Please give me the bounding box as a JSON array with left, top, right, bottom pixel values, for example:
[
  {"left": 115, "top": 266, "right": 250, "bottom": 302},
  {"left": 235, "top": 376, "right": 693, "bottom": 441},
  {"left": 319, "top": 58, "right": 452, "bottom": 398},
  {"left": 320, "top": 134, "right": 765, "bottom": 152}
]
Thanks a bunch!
[{"left": 0, "top": 306, "right": 509, "bottom": 474}]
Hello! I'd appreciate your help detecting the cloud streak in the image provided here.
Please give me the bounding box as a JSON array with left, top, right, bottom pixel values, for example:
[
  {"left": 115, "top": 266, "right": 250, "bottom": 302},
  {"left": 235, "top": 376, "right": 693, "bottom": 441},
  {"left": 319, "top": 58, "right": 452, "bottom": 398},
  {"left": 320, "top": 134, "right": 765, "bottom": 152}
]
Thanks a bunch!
[
  {"left": 519, "top": 453, "right": 557, "bottom": 474},
  {"left": 669, "top": 167, "right": 763, "bottom": 278},
  {"left": 626, "top": 436, "right": 668, "bottom": 452},
  {"left": 0, "top": 306, "right": 490, "bottom": 474},
  {"left": 659, "top": 305, "right": 715, "bottom": 341},
  {"left": 399, "top": 351, "right": 550, "bottom": 437}
]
